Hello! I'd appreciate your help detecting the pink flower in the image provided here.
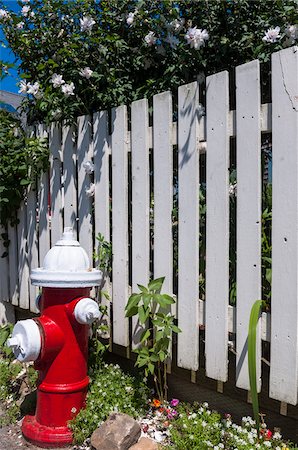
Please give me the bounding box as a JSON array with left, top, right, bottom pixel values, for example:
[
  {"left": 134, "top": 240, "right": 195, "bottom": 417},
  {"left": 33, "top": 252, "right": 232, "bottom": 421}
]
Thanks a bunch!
[{"left": 170, "top": 398, "right": 179, "bottom": 407}]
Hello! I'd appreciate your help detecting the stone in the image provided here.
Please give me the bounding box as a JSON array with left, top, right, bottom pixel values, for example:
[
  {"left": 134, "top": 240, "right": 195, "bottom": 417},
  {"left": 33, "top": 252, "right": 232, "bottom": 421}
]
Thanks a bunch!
[
  {"left": 90, "top": 413, "right": 141, "bottom": 450},
  {"left": 129, "top": 437, "right": 159, "bottom": 450}
]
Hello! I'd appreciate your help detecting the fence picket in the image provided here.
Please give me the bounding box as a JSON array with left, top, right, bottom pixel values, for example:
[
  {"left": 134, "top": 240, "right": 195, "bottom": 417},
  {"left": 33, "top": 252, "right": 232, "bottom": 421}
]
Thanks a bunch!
[
  {"left": 153, "top": 92, "right": 173, "bottom": 298},
  {"left": 8, "top": 224, "right": 19, "bottom": 306},
  {"left": 63, "top": 124, "right": 77, "bottom": 233},
  {"left": 49, "top": 123, "right": 63, "bottom": 245},
  {"left": 37, "top": 125, "right": 50, "bottom": 264},
  {"left": 0, "top": 226, "right": 9, "bottom": 303},
  {"left": 26, "top": 185, "right": 39, "bottom": 313},
  {"left": 131, "top": 99, "right": 150, "bottom": 348},
  {"left": 77, "top": 115, "right": 93, "bottom": 258},
  {"left": 17, "top": 202, "right": 29, "bottom": 310},
  {"left": 270, "top": 47, "right": 298, "bottom": 405},
  {"left": 205, "top": 71, "right": 230, "bottom": 382},
  {"left": 93, "top": 111, "right": 111, "bottom": 334},
  {"left": 177, "top": 82, "right": 200, "bottom": 371},
  {"left": 111, "top": 106, "right": 129, "bottom": 347},
  {"left": 236, "top": 60, "right": 262, "bottom": 391}
]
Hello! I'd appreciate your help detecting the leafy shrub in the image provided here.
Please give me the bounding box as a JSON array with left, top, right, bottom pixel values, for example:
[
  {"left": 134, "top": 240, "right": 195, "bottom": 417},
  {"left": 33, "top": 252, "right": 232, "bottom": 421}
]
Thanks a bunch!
[
  {"left": 0, "top": 110, "right": 49, "bottom": 231},
  {"left": 0, "top": 1, "right": 297, "bottom": 124},
  {"left": 166, "top": 402, "right": 292, "bottom": 449},
  {"left": 69, "top": 363, "right": 149, "bottom": 444}
]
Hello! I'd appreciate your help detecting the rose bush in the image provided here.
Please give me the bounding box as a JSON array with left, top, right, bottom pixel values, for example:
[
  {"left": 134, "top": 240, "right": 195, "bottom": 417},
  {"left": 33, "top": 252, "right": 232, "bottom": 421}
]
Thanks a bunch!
[{"left": 0, "top": 0, "right": 297, "bottom": 124}]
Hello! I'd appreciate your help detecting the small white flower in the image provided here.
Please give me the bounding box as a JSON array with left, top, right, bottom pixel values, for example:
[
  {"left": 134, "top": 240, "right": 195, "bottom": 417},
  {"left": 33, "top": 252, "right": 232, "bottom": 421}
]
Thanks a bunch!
[
  {"left": 273, "top": 432, "right": 282, "bottom": 440},
  {"left": 126, "top": 12, "right": 135, "bottom": 26},
  {"left": 80, "top": 16, "right": 95, "bottom": 32},
  {"left": 21, "top": 0, "right": 30, "bottom": 3},
  {"left": 285, "top": 24, "right": 298, "bottom": 43},
  {"left": 164, "top": 33, "right": 179, "bottom": 49},
  {"left": 27, "top": 81, "right": 40, "bottom": 96},
  {"left": 30, "top": 11, "right": 35, "bottom": 18},
  {"left": 71, "top": 407, "right": 77, "bottom": 414},
  {"left": 0, "top": 9, "right": 10, "bottom": 20},
  {"left": 17, "top": 21, "right": 25, "bottom": 29},
  {"left": 185, "top": 27, "right": 209, "bottom": 49},
  {"left": 50, "top": 73, "right": 65, "bottom": 88},
  {"left": 85, "top": 183, "right": 95, "bottom": 197},
  {"left": 61, "top": 82, "right": 75, "bottom": 96},
  {"left": 21, "top": 5, "right": 31, "bottom": 16},
  {"left": 201, "top": 420, "right": 207, "bottom": 427},
  {"left": 262, "top": 26, "right": 281, "bottom": 43},
  {"left": 264, "top": 441, "right": 272, "bottom": 447},
  {"left": 83, "top": 161, "right": 94, "bottom": 174},
  {"left": 202, "top": 402, "right": 209, "bottom": 408},
  {"left": 229, "top": 182, "right": 237, "bottom": 196},
  {"left": 79, "top": 67, "right": 93, "bottom": 79},
  {"left": 18, "top": 80, "right": 30, "bottom": 94},
  {"left": 167, "top": 18, "right": 185, "bottom": 33},
  {"left": 154, "top": 431, "right": 166, "bottom": 442},
  {"left": 144, "top": 31, "right": 157, "bottom": 46}
]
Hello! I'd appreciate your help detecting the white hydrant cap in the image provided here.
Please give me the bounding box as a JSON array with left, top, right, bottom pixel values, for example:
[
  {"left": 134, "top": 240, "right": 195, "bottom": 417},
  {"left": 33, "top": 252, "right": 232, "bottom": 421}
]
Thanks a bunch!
[
  {"left": 7, "top": 319, "right": 41, "bottom": 362},
  {"left": 74, "top": 298, "right": 100, "bottom": 325},
  {"left": 30, "top": 227, "right": 102, "bottom": 288}
]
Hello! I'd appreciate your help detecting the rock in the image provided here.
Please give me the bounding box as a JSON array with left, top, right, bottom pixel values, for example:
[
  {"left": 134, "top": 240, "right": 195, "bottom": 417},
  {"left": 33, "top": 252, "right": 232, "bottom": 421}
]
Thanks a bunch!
[
  {"left": 90, "top": 413, "right": 141, "bottom": 450},
  {"left": 129, "top": 437, "right": 159, "bottom": 450}
]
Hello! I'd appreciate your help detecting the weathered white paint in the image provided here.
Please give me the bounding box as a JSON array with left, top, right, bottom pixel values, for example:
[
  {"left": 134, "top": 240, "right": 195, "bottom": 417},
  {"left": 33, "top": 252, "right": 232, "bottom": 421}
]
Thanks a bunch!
[
  {"left": 26, "top": 186, "right": 39, "bottom": 313},
  {"left": 49, "top": 123, "right": 63, "bottom": 245},
  {"left": 17, "top": 202, "right": 29, "bottom": 310},
  {"left": 37, "top": 125, "right": 50, "bottom": 265},
  {"left": 153, "top": 92, "right": 173, "bottom": 299},
  {"left": 205, "top": 71, "right": 229, "bottom": 382},
  {"left": 0, "top": 226, "right": 9, "bottom": 303},
  {"left": 62, "top": 124, "right": 77, "bottom": 234},
  {"left": 8, "top": 224, "right": 19, "bottom": 306},
  {"left": 131, "top": 99, "right": 150, "bottom": 348},
  {"left": 270, "top": 46, "right": 298, "bottom": 405},
  {"left": 111, "top": 105, "right": 129, "bottom": 347},
  {"left": 93, "top": 111, "right": 110, "bottom": 243},
  {"left": 236, "top": 60, "right": 262, "bottom": 392},
  {"left": 93, "top": 110, "right": 111, "bottom": 334},
  {"left": 77, "top": 115, "right": 93, "bottom": 258},
  {"left": 177, "top": 82, "right": 200, "bottom": 371}
]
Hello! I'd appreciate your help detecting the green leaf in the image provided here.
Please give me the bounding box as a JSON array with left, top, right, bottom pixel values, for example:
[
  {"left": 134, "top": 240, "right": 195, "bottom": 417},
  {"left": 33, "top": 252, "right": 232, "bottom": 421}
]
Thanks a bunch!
[
  {"left": 248, "top": 300, "right": 263, "bottom": 431},
  {"left": 148, "top": 277, "right": 165, "bottom": 292},
  {"left": 140, "top": 329, "right": 151, "bottom": 343},
  {"left": 142, "top": 293, "right": 152, "bottom": 309},
  {"left": 20, "top": 179, "right": 30, "bottom": 185},
  {"left": 138, "top": 305, "right": 148, "bottom": 324},
  {"left": 137, "top": 284, "right": 148, "bottom": 293},
  {"left": 172, "top": 325, "right": 181, "bottom": 334},
  {"left": 125, "top": 293, "right": 141, "bottom": 313},
  {"left": 125, "top": 306, "right": 138, "bottom": 318}
]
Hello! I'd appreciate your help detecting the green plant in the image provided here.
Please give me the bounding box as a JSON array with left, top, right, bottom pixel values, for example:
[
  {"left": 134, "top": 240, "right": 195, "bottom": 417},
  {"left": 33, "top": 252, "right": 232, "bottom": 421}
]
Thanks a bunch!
[
  {"left": 1, "top": 1, "right": 297, "bottom": 124},
  {"left": 125, "top": 276, "right": 180, "bottom": 403},
  {"left": 69, "top": 363, "right": 149, "bottom": 444},
  {"left": 166, "top": 402, "right": 292, "bottom": 449},
  {"left": 0, "top": 324, "right": 38, "bottom": 426},
  {"left": 248, "top": 299, "right": 264, "bottom": 432},
  {"left": 0, "top": 109, "right": 49, "bottom": 232},
  {"left": 90, "top": 232, "right": 113, "bottom": 365},
  {"left": 93, "top": 232, "right": 113, "bottom": 282}
]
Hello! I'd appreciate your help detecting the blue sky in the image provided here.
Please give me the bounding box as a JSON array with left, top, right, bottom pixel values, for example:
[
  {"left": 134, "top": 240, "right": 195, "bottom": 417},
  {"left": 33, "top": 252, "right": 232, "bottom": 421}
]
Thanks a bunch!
[{"left": 0, "top": 0, "right": 21, "bottom": 93}]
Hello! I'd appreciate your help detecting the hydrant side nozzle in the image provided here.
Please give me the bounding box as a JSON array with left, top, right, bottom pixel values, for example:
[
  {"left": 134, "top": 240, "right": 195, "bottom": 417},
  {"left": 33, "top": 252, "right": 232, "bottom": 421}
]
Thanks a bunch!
[
  {"left": 7, "top": 319, "right": 41, "bottom": 362},
  {"left": 74, "top": 298, "right": 100, "bottom": 325}
]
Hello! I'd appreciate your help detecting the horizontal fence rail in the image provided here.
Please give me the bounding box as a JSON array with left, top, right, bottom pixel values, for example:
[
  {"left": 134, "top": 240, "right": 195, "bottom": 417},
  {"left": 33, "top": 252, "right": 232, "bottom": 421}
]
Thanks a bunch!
[{"left": 1, "top": 47, "right": 298, "bottom": 407}]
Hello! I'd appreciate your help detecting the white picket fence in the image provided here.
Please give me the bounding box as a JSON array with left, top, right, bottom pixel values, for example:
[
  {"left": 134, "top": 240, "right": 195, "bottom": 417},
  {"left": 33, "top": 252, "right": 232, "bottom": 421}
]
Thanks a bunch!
[{"left": 1, "top": 46, "right": 298, "bottom": 407}]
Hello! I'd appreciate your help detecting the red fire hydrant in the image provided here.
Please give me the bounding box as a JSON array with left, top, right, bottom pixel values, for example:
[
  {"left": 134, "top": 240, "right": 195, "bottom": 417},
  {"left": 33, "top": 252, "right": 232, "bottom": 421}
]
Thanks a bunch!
[{"left": 7, "top": 228, "right": 102, "bottom": 447}]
